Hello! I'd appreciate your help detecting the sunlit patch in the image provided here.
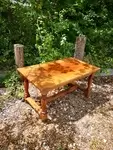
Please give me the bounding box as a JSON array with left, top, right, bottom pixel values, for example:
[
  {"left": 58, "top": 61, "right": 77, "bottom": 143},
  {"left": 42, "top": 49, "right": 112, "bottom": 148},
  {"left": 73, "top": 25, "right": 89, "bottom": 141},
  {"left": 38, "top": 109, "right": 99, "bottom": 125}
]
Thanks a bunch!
[{"left": 17, "top": 57, "right": 100, "bottom": 93}]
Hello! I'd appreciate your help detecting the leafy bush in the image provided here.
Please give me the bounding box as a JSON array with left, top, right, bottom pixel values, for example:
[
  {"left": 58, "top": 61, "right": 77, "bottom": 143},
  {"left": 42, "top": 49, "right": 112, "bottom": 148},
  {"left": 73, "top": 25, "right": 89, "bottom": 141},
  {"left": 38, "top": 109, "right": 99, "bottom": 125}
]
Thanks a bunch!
[
  {"left": 1, "top": 0, "right": 113, "bottom": 70},
  {"left": 35, "top": 0, "right": 113, "bottom": 68},
  {"left": 3, "top": 71, "right": 23, "bottom": 97},
  {"left": 0, "top": 0, "right": 36, "bottom": 69}
]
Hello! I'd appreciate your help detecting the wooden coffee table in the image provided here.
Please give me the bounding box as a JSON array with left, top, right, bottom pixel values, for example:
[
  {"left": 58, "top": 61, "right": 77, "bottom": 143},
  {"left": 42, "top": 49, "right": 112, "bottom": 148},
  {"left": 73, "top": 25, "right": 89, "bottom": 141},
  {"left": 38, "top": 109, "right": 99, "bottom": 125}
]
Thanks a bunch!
[{"left": 17, "top": 57, "right": 100, "bottom": 121}]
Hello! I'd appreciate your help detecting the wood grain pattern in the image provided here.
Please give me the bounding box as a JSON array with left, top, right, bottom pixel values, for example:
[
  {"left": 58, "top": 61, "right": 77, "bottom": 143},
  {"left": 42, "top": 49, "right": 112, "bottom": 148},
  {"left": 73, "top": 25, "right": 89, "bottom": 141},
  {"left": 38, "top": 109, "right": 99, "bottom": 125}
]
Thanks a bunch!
[
  {"left": 47, "top": 84, "right": 78, "bottom": 103},
  {"left": 17, "top": 57, "right": 100, "bottom": 94},
  {"left": 24, "top": 78, "right": 30, "bottom": 98},
  {"left": 85, "top": 74, "right": 94, "bottom": 98},
  {"left": 40, "top": 95, "right": 48, "bottom": 121},
  {"left": 14, "top": 44, "right": 24, "bottom": 68}
]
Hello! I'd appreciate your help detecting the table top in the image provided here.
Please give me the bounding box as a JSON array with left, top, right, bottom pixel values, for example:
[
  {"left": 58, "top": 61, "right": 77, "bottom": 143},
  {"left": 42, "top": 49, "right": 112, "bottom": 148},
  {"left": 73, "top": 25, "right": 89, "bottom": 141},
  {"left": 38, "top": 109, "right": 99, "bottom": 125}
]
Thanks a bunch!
[{"left": 17, "top": 57, "right": 100, "bottom": 94}]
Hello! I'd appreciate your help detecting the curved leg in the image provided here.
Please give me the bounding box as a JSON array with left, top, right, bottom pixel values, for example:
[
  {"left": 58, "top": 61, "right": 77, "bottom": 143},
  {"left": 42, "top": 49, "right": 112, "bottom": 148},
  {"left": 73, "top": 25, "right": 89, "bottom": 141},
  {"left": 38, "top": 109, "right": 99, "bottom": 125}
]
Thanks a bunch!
[
  {"left": 40, "top": 95, "right": 48, "bottom": 121},
  {"left": 24, "top": 78, "right": 30, "bottom": 99}
]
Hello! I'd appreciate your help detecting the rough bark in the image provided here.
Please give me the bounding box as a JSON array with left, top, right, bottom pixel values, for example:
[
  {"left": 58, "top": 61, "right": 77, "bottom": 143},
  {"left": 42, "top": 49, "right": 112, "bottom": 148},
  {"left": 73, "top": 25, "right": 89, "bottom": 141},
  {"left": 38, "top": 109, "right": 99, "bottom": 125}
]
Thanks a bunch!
[
  {"left": 74, "top": 35, "right": 86, "bottom": 60},
  {"left": 14, "top": 44, "right": 24, "bottom": 68}
]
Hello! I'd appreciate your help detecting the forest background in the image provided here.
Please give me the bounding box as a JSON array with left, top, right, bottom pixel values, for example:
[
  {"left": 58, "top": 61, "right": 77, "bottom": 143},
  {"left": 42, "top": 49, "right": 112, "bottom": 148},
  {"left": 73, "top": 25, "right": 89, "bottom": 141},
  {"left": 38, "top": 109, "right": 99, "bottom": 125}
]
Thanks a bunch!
[{"left": 0, "top": 0, "right": 113, "bottom": 89}]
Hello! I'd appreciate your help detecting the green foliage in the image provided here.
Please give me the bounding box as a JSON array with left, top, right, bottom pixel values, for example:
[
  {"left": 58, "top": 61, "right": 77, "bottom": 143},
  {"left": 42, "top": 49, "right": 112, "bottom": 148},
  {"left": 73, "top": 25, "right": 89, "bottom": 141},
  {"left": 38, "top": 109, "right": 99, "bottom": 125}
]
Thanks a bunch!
[
  {"left": 0, "top": 72, "right": 7, "bottom": 87},
  {"left": 36, "top": 13, "right": 74, "bottom": 62},
  {"left": 1, "top": 0, "right": 113, "bottom": 70},
  {"left": 3, "top": 71, "right": 23, "bottom": 97},
  {"left": 35, "top": 0, "right": 113, "bottom": 67},
  {"left": 0, "top": 0, "right": 37, "bottom": 69},
  {"left": 1, "top": 0, "right": 113, "bottom": 97}
]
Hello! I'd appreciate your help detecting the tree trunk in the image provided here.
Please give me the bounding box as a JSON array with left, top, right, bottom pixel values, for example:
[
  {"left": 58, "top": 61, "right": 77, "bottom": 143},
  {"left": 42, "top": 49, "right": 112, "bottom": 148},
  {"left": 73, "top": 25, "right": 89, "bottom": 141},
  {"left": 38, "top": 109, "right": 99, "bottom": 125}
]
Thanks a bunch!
[
  {"left": 14, "top": 44, "right": 24, "bottom": 68},
  {"left": 74, "top": 35, "right": 86, "bottom": 60}
]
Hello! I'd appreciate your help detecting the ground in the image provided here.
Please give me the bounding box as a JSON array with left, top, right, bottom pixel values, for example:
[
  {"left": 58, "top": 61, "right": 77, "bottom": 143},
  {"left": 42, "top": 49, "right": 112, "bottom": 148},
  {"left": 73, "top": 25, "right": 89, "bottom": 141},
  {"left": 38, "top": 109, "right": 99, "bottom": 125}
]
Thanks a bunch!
[{"left": 0, "top": 76, "right": 113, "bottom": 150}]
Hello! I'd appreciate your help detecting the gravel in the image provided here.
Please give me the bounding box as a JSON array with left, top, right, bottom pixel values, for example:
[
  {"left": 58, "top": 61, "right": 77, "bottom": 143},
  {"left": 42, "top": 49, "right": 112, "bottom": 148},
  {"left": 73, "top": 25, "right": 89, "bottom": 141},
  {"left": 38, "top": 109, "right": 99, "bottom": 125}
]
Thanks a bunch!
[{"left": 0, "top": 76, "right": 113, "bottom": 150}]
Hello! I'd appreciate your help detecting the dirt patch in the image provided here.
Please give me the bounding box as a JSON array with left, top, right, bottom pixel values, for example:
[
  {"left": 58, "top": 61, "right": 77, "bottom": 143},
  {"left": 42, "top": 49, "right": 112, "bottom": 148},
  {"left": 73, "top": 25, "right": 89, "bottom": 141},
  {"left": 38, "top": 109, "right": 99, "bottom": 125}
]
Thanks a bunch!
[{"left": 0, "top": 76, "right": 113, "bottom": 150}]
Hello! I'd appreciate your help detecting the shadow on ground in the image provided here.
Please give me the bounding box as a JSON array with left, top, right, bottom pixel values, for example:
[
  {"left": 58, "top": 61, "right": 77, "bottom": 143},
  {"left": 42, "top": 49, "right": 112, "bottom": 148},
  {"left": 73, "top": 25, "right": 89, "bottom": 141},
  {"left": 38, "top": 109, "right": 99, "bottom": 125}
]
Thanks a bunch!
[
  {"left": 47, "top": 76, "right": 112, "bottom": 124},
  {"left": 0, "top": 76, "right": 113, "bottom": 150}
]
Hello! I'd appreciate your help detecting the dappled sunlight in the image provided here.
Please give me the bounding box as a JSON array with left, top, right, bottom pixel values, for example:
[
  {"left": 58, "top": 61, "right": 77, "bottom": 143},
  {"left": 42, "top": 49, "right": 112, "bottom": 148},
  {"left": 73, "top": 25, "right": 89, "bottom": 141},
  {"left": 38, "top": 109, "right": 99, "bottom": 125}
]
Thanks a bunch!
[
  {"left": 0, "top": 76, "right": 113, "bottom": 150},
  {"left": 47, "top": 80, "right": 111, "bottom": 123},
  {"left": 17, "top": 57, "right": 99, "bottom": 94}
]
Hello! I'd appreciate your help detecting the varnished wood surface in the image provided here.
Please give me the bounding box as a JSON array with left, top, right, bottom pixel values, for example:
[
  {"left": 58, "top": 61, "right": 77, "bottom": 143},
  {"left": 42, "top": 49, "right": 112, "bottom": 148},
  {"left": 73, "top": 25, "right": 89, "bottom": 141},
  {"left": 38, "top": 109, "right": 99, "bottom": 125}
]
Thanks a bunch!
[
  {"left": 17, "top": 57, "right": 100, "bottom": 94},
  {"left": 46, "top": 84, "right": 78, "bottom": 103}
]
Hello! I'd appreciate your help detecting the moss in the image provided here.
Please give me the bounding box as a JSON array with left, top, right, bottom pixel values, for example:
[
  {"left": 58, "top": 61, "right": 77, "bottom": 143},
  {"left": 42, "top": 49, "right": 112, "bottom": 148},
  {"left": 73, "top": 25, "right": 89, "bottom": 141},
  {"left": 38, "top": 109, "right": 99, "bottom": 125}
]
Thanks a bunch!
[
  {"left": 0, "top": 94, "right": 12, "bottom": 111},
  {"left": 90, "top": 138, "right": 106, "bottom": 150}
]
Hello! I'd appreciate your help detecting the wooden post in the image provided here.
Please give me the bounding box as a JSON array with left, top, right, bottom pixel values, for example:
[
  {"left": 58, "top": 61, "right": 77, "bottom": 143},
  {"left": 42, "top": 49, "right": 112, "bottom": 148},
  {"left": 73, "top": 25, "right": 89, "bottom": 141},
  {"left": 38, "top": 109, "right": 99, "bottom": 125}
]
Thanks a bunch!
[
  {"left": 74, "top": 35, "right": 86, "bottom": 60},
  {"left": 14, "top": 44, "right": 24, "bottom": 68},
  {"left": 14, "top": 44, "right": 24, "bottom": 82}
]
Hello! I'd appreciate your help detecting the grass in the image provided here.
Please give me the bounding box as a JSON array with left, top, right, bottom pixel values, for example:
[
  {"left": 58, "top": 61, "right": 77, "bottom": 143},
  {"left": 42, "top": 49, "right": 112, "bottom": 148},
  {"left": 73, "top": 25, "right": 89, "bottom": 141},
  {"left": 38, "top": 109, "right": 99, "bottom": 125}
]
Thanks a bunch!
[
  {"left": 0, "top": 74, "right": 6, "bottom": 87},
  {"left": 0, "top": 94, "right": 11, "bottom": 110},
  {"left": 90, "top": 138, "right": 106, "bottom": 150}
]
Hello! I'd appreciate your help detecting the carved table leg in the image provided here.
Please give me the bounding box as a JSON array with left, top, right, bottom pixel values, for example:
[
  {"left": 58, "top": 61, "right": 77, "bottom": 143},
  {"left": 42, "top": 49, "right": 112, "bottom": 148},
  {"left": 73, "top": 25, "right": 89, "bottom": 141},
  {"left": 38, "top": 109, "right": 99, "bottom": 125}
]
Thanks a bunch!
[
  {"left": 85, "top": 73, "right": 94, "bottom": 98},
  {"left": 40, "top": 95, "right": 48, "bottom": 121},
  {"left": 24, "top": 78, "right": 30, "bottom": 99}
]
